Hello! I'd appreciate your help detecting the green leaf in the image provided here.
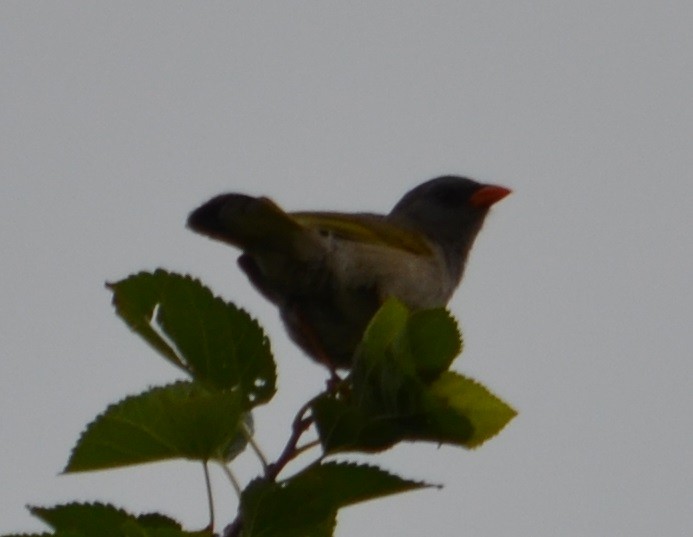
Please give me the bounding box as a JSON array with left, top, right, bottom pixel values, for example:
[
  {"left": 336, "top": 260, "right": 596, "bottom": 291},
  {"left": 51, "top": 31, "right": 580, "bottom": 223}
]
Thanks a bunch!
[
  {"left": 119, "top": 523, "right": 211, "bottom": 537},
  {"left": 107, "top": 270, "right": 276, "bottom": 405},
  {"left": 0, "top": 533, "right": 81, "bottom": 537},
  {"left": 312, "top": 395, "right": 405, "bottom": 452},
  {"left": 222, "top": 411, "right": 254, "bottom": 462},
  {"left": 30, "top": 502, "right": 132, "bottom": 533},
  {"left": 313, "top": 386, "right": 475, "bottom": 453},
  {"left": 27, "top": 502, "right": 211, "bottom": 537},
  {"left": 348, "top": 298, "right": 425, "bottom": 418},
  {"left": 0, "top": 533, "right": 80, "bottom": 537},
  {"left": 314, "top": 300, "right": 515, "bottom": 452},
  {"left": 429, "top": 371, "right": 517, "bottom": 448},
  {"left": 65, "top": 382, "right": 243, "bottom": 472},
  {"left": 358, "top": 297, "right": 410, "bottom": 360},
  {"left": 240, "top": 462, "right": 428, "bottom": 537},
  {"left": 401, "top": 308, "right": 462, "bottom": 381}
]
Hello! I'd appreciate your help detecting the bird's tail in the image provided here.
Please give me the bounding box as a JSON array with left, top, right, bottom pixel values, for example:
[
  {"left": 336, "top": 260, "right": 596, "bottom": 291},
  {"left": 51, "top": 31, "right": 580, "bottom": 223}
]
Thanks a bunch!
[{"left": 188, "top": 194, "right": 310, "bottom": 254}]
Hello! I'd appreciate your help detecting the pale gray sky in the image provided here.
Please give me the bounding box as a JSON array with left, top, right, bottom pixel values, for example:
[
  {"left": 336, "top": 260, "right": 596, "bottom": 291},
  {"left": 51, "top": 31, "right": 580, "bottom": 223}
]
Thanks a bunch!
[{"left": 1, "top": 2, "right": 691, "bottom": 535}]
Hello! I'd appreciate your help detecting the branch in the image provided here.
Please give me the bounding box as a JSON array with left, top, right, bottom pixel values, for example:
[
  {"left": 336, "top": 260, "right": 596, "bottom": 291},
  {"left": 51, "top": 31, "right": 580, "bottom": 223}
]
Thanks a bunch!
[
  {"left": 265, "top": 395, "right": 317, "bottom": 481},
  {"left": 222, "top": 394, "right": 321, "bottom": 537}
]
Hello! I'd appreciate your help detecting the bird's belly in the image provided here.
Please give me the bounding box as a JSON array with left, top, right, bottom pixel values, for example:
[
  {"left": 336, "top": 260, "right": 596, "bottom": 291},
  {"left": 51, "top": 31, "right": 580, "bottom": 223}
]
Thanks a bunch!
[{"left": 325, "top": 239, "right": 453, "bottom": 309}]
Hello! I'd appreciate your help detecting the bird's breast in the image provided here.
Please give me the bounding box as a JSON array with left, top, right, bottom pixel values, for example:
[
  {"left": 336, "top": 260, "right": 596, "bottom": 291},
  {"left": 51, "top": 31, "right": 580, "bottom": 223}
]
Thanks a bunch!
[{"left": 321, "top": 234, "right": 454, "bottom": 309}]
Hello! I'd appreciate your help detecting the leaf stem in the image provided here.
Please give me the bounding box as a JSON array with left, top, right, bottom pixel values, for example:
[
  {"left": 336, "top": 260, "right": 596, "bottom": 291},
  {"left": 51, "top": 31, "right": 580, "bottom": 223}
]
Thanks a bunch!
[
  {"left": 222, "top": 393, "right": 323, "bottom": 537},
  {"left": 242, "top": 422, "right": 269, "bottom": 472},
  {"left": 294, "top": 438, "right": 321, "bottom": 457},
  {"left": 202, "top": 461, "right": 215, "bottom": 531},
  {"left": 219, "top": 462, "right": 243, "bottom": 498}
]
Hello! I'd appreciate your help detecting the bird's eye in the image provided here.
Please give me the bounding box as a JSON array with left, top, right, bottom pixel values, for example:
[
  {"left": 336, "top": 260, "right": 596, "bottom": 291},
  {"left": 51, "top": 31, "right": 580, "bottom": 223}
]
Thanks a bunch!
[{"left": 433, "top": 185, "right": 472, "bottom": 206}]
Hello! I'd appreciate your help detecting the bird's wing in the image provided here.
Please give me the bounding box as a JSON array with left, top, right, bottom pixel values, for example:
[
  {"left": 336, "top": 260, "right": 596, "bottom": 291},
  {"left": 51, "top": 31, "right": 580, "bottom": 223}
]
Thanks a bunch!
[
  {"left": 291, "top": 211, "right": 433, "bottom": 256},
  {"left": 188, "top": 195, "right": 432, "bottom": 257}
]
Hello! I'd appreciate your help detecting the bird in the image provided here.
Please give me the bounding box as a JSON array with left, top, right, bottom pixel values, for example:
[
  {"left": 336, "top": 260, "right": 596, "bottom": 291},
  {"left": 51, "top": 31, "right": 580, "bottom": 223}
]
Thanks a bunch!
[{"left": 188, "top": 175, "right": 511, "bottom": 369}]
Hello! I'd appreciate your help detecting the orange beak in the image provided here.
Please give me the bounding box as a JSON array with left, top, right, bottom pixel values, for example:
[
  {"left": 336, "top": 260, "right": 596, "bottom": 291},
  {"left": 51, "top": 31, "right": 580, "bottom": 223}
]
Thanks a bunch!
[{"left": 469, "top": 184, "right": 512, "bottom": 208}]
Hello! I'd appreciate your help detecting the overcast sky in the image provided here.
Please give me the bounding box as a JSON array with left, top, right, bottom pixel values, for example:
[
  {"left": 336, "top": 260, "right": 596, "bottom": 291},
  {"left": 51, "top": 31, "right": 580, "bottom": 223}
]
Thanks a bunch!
[{"left": 1, "top": 2, "right": 691, "bottom": 536}]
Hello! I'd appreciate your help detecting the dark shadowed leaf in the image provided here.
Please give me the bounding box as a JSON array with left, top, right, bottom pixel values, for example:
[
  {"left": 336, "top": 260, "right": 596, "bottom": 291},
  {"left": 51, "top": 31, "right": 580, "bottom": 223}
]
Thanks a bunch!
[
  {"left": 107, "top": 270, "right": 276, "bottom": 405},
  {"left": 240, "top": 462, "right": 428, "bottom": 537},
  {"left": 65, "top": 382, "right": 243, "bottom": 472},
  {"left": 312, "top": 385, "right": 475, "bottom": 453},
  {"left": 312, "top": 395, "right": 404, "bottom": 452},
  {"left": 0, "top": 533, "right": 81, "bottom": 537},
  {"left": 28, "top": 502, "right": 211, "bottom": 537}
]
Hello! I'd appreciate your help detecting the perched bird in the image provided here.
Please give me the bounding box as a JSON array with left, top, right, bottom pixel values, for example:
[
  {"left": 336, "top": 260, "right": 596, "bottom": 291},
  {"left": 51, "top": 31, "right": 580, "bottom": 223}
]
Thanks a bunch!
[{"left": 188, "top": 176, "right": 510, "bottom": 369}]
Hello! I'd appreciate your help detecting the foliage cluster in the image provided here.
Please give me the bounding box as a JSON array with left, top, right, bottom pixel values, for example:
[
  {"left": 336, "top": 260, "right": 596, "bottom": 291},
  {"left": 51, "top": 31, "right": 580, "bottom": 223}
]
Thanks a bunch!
[{"left": 3, "top": 270, "right": 515, "bottom": 537}]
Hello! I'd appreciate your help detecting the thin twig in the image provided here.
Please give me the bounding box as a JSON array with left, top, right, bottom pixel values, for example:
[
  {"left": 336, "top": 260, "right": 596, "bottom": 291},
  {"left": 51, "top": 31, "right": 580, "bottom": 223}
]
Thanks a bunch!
[{"left": 222, "top": 393, "right": 323, "bottom": 537}]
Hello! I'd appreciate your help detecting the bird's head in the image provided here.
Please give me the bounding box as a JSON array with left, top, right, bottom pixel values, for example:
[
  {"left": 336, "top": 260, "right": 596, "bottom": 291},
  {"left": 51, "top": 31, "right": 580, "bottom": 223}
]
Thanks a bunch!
[{"left": 390, "top": 175, "right": 511, "bottom": 279}]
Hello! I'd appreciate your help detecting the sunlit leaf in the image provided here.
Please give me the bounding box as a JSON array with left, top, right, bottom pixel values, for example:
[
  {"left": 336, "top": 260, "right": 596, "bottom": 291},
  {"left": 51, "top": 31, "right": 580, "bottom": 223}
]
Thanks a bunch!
[
  {"left": 357, "top": 297, "right": 410, "bottom": 360},
  {"left": 429, "top": 371, "right": 517, "bottom": 448}
]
